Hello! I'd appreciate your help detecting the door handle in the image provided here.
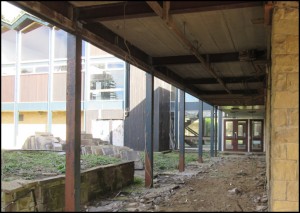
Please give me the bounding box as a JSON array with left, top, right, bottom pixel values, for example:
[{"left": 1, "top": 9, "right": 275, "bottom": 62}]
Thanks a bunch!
[{"left": 234, "top": 132, "right": 237, "bottom": 139}]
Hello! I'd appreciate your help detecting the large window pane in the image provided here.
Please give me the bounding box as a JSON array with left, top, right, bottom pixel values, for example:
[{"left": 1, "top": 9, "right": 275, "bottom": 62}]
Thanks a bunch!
[
  {"left": 203, "top": 118, "right": 211, "bottom": 137},
  {"left": 1, "top": 30, "right": 17, "bottom": 63},
  {"left": 1, "top": 64, "right": 16, "bottom": 75},
  {"left": 90, "top": 43, "right": 112, "bottom": 57},
  {"left": 89, "top": 70, "right": 124, "bottom": 100},
  {"left": 21, "top": 26, "right": 50, "bottom": 61},
  {"left": 54, "top": 28, "right": 67, "bottom": 59}
]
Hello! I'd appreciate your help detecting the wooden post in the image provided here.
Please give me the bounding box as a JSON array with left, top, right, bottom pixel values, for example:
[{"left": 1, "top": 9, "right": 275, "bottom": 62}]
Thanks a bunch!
[{"left": 65, "top": 33, "right": 82, "bottom": 212}]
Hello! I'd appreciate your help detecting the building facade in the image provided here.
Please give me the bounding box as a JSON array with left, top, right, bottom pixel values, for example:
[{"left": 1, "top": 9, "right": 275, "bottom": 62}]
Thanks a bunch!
[{"left": 1, "top": 12, "right": 126, "bottom": 148}]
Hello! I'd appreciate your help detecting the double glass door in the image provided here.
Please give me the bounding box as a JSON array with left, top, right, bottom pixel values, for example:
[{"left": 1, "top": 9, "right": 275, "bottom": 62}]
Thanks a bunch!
[{"left": 224, "top": 120, "right": 248, "bottom": 152}]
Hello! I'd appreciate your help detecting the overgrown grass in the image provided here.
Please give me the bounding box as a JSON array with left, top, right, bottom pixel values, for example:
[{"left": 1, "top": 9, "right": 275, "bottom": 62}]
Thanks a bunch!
[
  {"left": 1, "top": 150, "right": 121, "bottom": 181},
  {"left": 139, "top": 151, "right": 208, "bottom": 172}
]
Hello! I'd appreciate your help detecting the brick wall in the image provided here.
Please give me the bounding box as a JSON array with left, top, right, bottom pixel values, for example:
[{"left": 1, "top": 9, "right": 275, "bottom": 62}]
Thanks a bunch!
[{"left": 269, "top": 1, "right": 299, "bottom": 211}]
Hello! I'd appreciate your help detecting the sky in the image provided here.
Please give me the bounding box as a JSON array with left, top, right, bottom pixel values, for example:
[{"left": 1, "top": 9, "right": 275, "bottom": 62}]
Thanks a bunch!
[{"left": 1, "top": 1, "right": 23, "bottom": 24}]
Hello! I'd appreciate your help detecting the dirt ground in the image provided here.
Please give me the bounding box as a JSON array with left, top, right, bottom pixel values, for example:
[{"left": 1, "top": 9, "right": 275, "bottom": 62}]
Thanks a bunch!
[
  {"left": 157, "top": 155, "right": 267, "bottom": 212},
  {"left": 83, "top": 154, "right": 268, "bottom": 212}
]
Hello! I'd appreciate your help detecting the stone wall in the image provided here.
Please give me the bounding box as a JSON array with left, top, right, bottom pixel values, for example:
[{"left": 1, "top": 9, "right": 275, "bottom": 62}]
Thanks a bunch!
[
  {"left": 269, "top": 1, "right": 299, "bottom": 211},
  {"left": 1, "top": 161, "right": 134, "bottom": 212}
]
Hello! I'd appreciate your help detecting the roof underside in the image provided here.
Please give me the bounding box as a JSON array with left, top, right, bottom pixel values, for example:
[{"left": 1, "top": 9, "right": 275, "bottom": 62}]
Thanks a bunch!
[{"left": 10, "top": 1, "right": 270, "bottom": 107}]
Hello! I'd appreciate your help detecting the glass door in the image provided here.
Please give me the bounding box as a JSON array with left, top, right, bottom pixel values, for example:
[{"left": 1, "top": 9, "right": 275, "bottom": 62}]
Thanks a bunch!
[
  {"left": 224, "top": 120, "right": 248, "bottom": 152},
  {"left": 250, "top": 120, "right": 264, "bottom": 152}
]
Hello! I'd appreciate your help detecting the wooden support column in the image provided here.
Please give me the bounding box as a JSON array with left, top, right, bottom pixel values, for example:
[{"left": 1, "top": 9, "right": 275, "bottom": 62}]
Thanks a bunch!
[
  {"left": 145, "top": 72, "right": 154, "bottom": 188},
  {"left": 210, "top": 105, "right": 214, "bottom": 157},
  {"left": 198, "top": 100, "right": 203, "bottom": 163},
  {"left": 178, "top": 90, "right": 185, "bottom": 172},
  {"left": 65, "top": 33, "right": 82, "bottom": 212}
]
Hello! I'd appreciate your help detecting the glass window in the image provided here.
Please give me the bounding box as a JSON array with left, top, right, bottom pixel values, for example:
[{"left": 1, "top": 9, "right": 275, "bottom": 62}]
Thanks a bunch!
[
  {"left": 252, "top": 121, "right": 262, "bottom": 137},
  {"left": 54, "top": 65, "right": 67, "bottom": 72},
  {"left": 1, "top": 64, "right": 16, "bottom": 75},
  {"left": 36, "top": 66, "right": 49, "bottom": 73},
  {"left": 186, "top": 93, "right": 198, "bottom": 102},
  {"left": 82, "top": 41, "right": 86, "bottom": 58},
  {"left": 226, "top": 140, "right": 233, "bottom": 149},
  {"left": 21, "top": 26, "right": 50, "bottom": 61},
  {"left": 203, "top": 117, "right": 211, "bottom": 137},
  {"left": 21, "top": 67, "right": 34, "bottom": 74},
  {"left": 107, "top": 62, "right": 124, "bottom": 69},
  {"left": 238, "top": 124, "right": 244, "bottom": 137},
  {"left": 90, "top": 43, "right": 111, "bottom": 57},
  {"left": 225, "top": 121, "right": 233, "bottom": 137},
  {"left": 54, "top": 28, "right": 67, "bottom": 59},
  {"left": 252, "top": 140, "right": 262, "bottom": 150},
  {"left": 21, "top": 61, "right": 49, "bottom": 74},
  {"left": 1, "top": 30, "right": 17, "bottom": 63},
  {"left": 89, "top": 61, "right": 125, "bottom": 101}
]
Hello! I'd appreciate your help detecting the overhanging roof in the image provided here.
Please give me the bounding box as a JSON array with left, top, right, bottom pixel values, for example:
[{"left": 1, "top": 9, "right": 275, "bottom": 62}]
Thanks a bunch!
[{"left": 9, "top": 1, "right": 271, "bottom": 106}]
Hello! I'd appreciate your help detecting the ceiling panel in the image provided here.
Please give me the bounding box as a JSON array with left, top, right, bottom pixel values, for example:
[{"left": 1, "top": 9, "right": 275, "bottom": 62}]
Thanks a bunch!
[{"left": 102, "top": 17, "right": 190, "bottom": 57}]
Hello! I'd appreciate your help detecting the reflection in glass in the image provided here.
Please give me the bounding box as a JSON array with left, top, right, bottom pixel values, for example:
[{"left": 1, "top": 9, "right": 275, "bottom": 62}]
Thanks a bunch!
[
  {"left": 252, "top": 140, "right": 262, "bottom": 150},
  {"left": 203, "top": 118, "right": 211, "bottom": 137},
  {"left": 1, "top": 65, "right": 16, "bottom": 75},
  {"left": 22, "top": 26, "right": 50, "bottom": 61},
  {"left": 21, "top": 67, "right": 34, "bottom": 74},
  {"left": 238, "top": 140, "right": 246, "bottom": 149},
  {"left": 226, "top": 140, "right": 233, "bottom": 149},
  {"left": 54, "top": 65, "right": 67, "bottom": 72},
  {"left": 252, "top": 121, "right": 262, "bottom": 137},
  {"left": 90, "top": 44, "right": 111, "bottom": 57},
  {"left": 238, "top": 124, "right": 244, "bottom": 137},
  {"left": 1, "top": 30, "right": 17, "bottom": 63},
  {"left": 226, "top": 121, "right": 233, "bottom": 137},
  {"left": 36, "top": 66, "right": 49, "bottom": 73},
  {"left": 54, "top": 29, "right": 67, "bottom": 59},
  {"left": 89, "top": 69, "right": 124, "bottom": 101}
]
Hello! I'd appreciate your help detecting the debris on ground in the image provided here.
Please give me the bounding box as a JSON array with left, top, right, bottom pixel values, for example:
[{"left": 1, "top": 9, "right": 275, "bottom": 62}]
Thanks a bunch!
[{"left": 82, "top": 154, "right": 267, "bottom": 212}]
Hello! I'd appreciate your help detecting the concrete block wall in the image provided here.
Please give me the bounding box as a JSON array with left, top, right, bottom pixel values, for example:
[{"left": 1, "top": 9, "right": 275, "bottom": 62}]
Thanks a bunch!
[
  {"left": 269, "top": 1, "right": 299, "bottom": 211},
  {"left": 1, "top": 161, "right": 134, "bottom": 212}
]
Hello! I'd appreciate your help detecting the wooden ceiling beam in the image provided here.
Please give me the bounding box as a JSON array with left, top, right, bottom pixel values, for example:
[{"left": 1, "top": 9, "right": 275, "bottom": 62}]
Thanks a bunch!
[
  {"left": 77, "top": 2, "right": 153, "bottom": 22},
  {"left": 77, "top": 1, "right": 263, "bottom": 22},
  {"left": 197, "top": 89, "right": 259, "bottom": 95},
  {"left": 202, "top": 94, "right": 264, "bottom": 105},
  {"left": 152, "top": 50, "right": 267, "bottom": 65},
  {"left": 184, "top": 75, "right": 265, "bottom": 84},
  {"left": 146, "top": 1, "right": 232, "bottom": 94}
]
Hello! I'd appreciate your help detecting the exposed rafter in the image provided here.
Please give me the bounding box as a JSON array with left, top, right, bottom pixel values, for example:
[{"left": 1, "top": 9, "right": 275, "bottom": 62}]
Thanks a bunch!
[
  {"left": 201, "top": 93, "right": 265, "bottom": 105},
  {"left": 146, "top": 1, "right": 232, "bottom": 94},
  {"left": 184, "top": 75, "right": 265, "bottom": 85},
  {"left": 152, "top": 50, "right": 267, "bottom": 65},
  {"left": 77, "top": 1, "right": 262, "bottom": 22},
  {"left": 198, "top": 89, "right": 259, "bottom": 95}
]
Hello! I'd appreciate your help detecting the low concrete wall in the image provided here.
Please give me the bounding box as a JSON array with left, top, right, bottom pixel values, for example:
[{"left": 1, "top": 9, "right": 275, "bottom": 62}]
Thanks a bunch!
[{"left": 1, "top": 161, "right": 134, "bottom": 212}]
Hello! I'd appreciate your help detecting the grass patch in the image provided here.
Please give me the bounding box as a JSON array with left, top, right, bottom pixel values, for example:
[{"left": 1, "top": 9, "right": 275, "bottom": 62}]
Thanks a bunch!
[
  {"left": 1, "top": 150, "right": 121, "bottom": 181},
  {"left": 139, "top": 151, "right": 208, "bottom": 172},
  {"left": 119, "top": 176, "right": 145, "bottom": 195}
]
